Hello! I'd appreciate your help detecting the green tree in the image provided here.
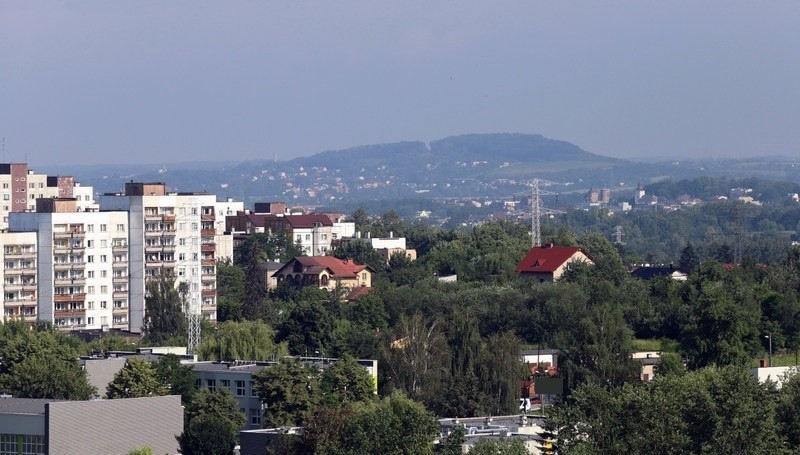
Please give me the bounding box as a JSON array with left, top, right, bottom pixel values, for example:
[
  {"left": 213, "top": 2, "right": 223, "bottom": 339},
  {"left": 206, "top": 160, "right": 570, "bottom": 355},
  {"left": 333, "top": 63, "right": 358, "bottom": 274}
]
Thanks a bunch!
[
  {"left": 179, "top": 413, "right": 239, "bottom": 455},
  {"left": 335, "top": 392, "right": 439, "bottom": 455},
  {"left": 106, "top": 357, "right": 164, "bottom": 399},
  {"left": 4, "top": 355, "right": 96, "bottom": 400},
  {"left": 277, "top": 302, "right": 333, "bottom": 356},
  {"left": 320, "top": 357, "right": 375, "bottom": 405},
  {"left": 682, "top": 280, "right": 760, "bottom": 369},
  {"left": 253, "top": 358, "right": 320, "bottom": 427},
  {"left": 0, "top": 322, "right": 95, "bottom": 400},
  {"left": 155, "top": 354, "right": 196, "bottom": 404},
  {"left": 144, "top": 271, "right": 186, "bottom": 344},
  {"left": 679, "top": 242, "right": 700, "bottom": 273},
  {"left": 468, "top": 438, "right": 528, "bottom": 455},
  {"left": 197, "top": 320, "right": 287, "bottom": 361},
  {"left": 179, "top": 388, "right": 246, "bottom": 455}
]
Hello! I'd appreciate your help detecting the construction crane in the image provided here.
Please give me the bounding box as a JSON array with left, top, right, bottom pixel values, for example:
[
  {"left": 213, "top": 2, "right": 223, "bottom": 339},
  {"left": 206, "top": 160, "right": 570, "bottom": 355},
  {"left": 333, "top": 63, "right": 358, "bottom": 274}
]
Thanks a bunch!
[{"left": 529, "top": 179, "right": 565, "bottom": 247}]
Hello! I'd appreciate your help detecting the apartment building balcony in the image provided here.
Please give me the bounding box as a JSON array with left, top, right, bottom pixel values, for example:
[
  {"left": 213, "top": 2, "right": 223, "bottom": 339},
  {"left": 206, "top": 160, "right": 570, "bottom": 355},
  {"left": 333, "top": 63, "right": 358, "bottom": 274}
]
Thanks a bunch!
[
  {"left": 113, "top": 290, "right": 128, "bottom": 298},
  {"left": 3, "top": 282, "right": 35, "bottom": 291},
  {"left": 112, "top": 243, "right": 128, "bottom": 252},
  {"left": 112, "top": 307, "right": 128, "bottom": 316},
  {"left": 112, "top": 322, "right": 128, "bottom": 330},
  {"left": 54, "top": 293, "right": 86, "bottom": 303},
  {"left": 201, "top": 274, "right": 215, "bottom": 282},
  {"left": 54, "top": 308, "right": 86, "bottom": 318},
  {"left": 113, "top": 276, "right": 128, "bottom": 284},
  {"left": 23, "top": 314, "right": 37, "bottom": 323},
  {"left": 54, "top": 245, "right": 84, "bottom": 254},
  {"left": 201, "top": 304, "right": 217, "bottom": 313},
  {"left": 201, "top": 214, "right": 215, "bottom": 222},
  {"left": 54, "top": 277, "right": 86, "bottom": 286},
  {"left": 200, "top": 228, "right": 216, "bottom": 237},
  {"left": 54, "top": 262, "right": 85, "bottom": 270},
  {"left": 201, "top": 289, "right": 216, "bottom": 298},
  {"left": 200, "top": 243, "right": 216, "bottom": 253},
  {"left": 53, "top": 230, "right": 85, "bottom": 239},
  {"left": 4, "top": 250, "right": 36, "bottom": 259},
  {"left": 201, "top": 259, "right": 215, "bottom": 267},
  {"left": 162, "top": 214, "right": 176, "bottom": 223}
]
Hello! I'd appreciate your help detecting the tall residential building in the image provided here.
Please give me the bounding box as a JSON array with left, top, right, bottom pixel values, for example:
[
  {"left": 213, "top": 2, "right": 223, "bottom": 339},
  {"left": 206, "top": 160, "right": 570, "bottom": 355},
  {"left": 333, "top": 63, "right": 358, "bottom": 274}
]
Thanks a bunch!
[
  {"left": 9, "top": 198, "right": 130, "bottom": 330},
  {"left": 0, "top": 163, "right": 97, "bottom": 230},
  {"left": 0, "top": 231, "right": 39, "bottom": 324},
  {"left": 98, "top": 182, "right": 220, "bottom": 332}
]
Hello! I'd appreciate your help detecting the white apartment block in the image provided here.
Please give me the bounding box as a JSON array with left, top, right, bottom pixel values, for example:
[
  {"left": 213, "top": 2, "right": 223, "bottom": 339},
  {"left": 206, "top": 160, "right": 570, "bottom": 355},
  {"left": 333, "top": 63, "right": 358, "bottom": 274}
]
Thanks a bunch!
[
  {"left": 0, "top": 163, "right": 97, "bottom": 230},
  {"left": 0, "top": 231, "right": 39, "bottom": 324},
  {"left": 9, "top": 199, "right": 130, "bottom": 331},
  {"left": 98, "top": 182, "right": 220, "bottom": 333}
]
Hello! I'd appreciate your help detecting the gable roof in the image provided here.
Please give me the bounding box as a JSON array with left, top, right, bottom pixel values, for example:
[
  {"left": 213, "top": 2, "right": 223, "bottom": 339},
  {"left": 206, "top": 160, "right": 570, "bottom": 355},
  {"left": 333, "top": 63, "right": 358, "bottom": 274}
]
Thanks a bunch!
[
  {"left": 516, "top": 245, "right": 590, "bottom": 274},
  {"left": 346, "top": 286, "right": 374, "bottom": 301},
  {"left": 275, "top": 256, "right": 372, "bottom": 278},
  {"left": 284, "top": 214, "right": 334, "bottom": 229}
]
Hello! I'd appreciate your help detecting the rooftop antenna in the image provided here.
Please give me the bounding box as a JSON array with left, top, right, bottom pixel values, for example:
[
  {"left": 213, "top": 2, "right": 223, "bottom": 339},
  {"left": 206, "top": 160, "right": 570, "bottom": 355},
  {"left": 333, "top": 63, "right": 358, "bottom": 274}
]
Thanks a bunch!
[{"left": 530, "top": 179, "right": 564, "bottom": 247}]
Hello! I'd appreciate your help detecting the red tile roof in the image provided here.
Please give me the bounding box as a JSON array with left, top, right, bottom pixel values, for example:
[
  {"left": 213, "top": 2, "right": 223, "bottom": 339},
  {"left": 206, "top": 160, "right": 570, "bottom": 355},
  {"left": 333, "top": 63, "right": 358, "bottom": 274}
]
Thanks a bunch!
[
  {"left": 516, "top": 245, "right": 589, "bottom": 273},
  {"left": 292, "top": 256, "right": 369, "bottom": 278},
  {"left": 346, "top": 286, "right": 374, "bottom": 301},
  {"left": 284, "top": 215, "right": 333, "bottom": 228}
]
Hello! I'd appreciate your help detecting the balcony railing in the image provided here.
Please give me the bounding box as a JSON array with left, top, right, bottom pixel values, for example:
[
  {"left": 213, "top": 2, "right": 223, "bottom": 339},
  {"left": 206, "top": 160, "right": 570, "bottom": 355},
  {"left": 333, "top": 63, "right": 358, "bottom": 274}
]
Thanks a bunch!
[
  {"left": 54, "top": 308, "right": 86, "bottom": 318},
  {"left": 54, "top": 293, "right": 87, "bottom": 302}
]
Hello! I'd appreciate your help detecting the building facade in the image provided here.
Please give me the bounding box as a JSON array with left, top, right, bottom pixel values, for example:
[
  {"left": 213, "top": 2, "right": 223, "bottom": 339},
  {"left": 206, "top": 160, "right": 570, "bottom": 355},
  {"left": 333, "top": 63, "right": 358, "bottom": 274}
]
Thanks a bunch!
[
  {"left": 98, "top": 182, "right": 220, "bottom": 332},
  {"left": 9, "top": 199, "right": 130, "bottom": 331}
]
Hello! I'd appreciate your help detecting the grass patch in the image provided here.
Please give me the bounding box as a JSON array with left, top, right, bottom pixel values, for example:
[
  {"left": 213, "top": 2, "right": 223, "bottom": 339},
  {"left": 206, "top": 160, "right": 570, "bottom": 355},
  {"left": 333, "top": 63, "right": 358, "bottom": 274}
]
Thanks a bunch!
[
  {"left": 632, "top": 339, "right": 662, "bottom": 351},
  {"left": 752, "top": 352, "right": 800, "bottom": 368}
]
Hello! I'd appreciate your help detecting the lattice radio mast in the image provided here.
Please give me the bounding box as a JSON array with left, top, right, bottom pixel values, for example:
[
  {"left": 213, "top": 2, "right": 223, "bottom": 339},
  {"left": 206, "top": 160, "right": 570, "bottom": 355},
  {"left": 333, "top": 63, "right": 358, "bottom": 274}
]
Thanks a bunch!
[
  {"left": 530, "top": 179, "right": 565, "bottom": 247},
  {"left": 181, "top": 198, "right": 202, "bottom": 355}
]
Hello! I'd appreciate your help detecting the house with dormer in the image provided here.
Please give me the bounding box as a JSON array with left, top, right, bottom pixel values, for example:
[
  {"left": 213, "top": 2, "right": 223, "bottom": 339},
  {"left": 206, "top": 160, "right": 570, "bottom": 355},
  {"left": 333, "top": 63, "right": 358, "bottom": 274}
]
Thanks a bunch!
[
  {"left": 272, "top": 256, "right": 373, "bottom": 299},
  {"left": 516, "top": 244, "right": 593, "bottom": 282}
]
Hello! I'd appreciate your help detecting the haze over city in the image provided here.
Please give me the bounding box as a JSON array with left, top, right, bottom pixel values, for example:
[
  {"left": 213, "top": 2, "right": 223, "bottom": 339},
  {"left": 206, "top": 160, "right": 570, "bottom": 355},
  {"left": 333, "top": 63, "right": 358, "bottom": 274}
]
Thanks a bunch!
[{"left": 2, "top": 1, "right": 799, "bottom": 167}]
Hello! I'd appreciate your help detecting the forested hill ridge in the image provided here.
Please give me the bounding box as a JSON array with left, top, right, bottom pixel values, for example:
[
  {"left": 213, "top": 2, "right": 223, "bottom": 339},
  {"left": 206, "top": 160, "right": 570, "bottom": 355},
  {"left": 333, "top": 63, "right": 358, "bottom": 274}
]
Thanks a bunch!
[{"left": 39, "top": 133, "right": 800, "bottom": 208}]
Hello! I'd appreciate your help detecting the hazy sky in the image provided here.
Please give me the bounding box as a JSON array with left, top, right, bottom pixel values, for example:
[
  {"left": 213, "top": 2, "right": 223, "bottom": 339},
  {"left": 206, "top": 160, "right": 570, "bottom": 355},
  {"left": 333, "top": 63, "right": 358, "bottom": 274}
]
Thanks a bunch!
[{"left": 2, "top": 1, "right": 799, "bottom": 166}]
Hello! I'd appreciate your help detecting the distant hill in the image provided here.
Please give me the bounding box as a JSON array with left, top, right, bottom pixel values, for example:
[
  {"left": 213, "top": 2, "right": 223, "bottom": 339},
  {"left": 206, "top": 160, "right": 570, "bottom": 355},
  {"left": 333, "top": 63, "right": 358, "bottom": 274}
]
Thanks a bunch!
[{"left": 36, "top": 133, "right": 800, "bottom": 210}]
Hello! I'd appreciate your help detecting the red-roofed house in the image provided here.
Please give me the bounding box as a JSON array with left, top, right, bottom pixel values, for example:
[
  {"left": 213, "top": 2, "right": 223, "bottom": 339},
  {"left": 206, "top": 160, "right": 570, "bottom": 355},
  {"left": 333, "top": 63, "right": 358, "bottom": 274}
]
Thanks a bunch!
[
  {"left": 516, "top": 244, "right": 593, "bottom": 282},
  {"left": 226, "top": 211, "right": 354, "bottom": 256},
  {"left": 272, "top": 256, "right": 374, "bottom": 296}
]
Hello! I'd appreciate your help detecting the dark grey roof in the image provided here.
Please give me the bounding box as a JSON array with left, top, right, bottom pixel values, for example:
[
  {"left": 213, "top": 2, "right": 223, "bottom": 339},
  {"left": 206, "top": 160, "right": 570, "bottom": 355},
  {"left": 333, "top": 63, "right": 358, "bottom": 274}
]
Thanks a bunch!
[{"left": 0, "top": 397, "right": 56, "bottom": 415}]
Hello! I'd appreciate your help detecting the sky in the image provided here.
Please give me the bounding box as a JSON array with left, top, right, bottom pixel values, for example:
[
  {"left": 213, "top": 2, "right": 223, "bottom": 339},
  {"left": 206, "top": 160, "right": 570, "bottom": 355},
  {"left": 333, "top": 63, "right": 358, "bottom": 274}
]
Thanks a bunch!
[{"left": 2, "top": 1, "right": 799, "bottom": 166}]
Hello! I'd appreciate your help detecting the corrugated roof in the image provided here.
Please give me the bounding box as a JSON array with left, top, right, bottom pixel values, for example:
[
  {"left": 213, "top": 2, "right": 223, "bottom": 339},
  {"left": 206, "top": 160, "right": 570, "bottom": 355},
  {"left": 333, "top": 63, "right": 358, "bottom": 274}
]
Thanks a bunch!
[{"left": 0, "top": 397, "right": 55, "bottom": 415}]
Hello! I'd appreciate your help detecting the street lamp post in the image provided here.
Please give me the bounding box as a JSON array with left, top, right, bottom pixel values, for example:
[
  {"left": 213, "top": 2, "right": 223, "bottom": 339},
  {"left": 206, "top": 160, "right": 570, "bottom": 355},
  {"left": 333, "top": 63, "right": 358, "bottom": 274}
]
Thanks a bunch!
[{"left": 765, "top": 334, "right": 773, "bottom": 367}]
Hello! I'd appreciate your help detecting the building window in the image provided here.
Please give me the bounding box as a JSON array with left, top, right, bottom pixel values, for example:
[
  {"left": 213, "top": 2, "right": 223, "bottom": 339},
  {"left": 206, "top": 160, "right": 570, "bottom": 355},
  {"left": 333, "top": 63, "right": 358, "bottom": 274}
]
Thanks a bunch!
[
  {"left": 87, "top": 286, "right": 95, "bottom": 294},
  {"left": 117, "top": 224, "right": 125, "bottom": 231},
  {"left": 101, "top": 285, "right": 108, "bottom": 293},
  {"left": 250, "top": 408, "right": 261, "bottom": 426},
  {"left": 87, "top": 255, "right": 94, "bottom": 263},
  {"left": 236, "top": 380, "right": 245, "bottom": 396},
  {"left": 100, "top": 255, "right": 107, "bottom": 263},
  {"left": 87, "top": 317, "right": 94, "bottom": 325},
  {"left": 207, "top": 379, "right": 216, "bottom": 392},
  {"left": 87, "top": 224, "right": 94, "bottom": 232},
  {"left": 101, "top": 301, "right": 107, "bottom": 309},
  {"left": 100, "top": 224, "right": 107, "bottom": 232},
  {"left": 221, "top": 379, "right": 231, "bottom": 391},
  {"left": 250, "top": 380, "right": 257, "bottom": 397}
]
